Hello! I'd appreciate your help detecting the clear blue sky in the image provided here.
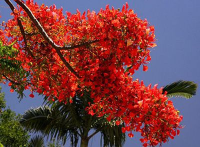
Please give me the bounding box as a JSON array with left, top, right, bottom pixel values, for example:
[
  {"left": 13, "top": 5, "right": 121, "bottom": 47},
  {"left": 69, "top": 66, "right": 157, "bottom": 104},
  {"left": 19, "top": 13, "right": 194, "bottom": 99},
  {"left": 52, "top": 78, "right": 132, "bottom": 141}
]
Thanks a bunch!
[{"left": 0, "top": 0, "right": 200, "bottom": 146}]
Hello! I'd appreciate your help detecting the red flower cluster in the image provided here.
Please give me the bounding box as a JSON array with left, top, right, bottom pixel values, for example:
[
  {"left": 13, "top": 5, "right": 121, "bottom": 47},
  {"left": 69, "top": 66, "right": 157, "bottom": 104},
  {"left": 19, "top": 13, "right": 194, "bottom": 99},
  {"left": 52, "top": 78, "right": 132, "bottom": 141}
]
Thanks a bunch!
[
  {"left": 88, "top": 78, "right": 182, "bottom": 146},
  {"left": 1, "top": 0, "right": 182, "bottom": 146}
]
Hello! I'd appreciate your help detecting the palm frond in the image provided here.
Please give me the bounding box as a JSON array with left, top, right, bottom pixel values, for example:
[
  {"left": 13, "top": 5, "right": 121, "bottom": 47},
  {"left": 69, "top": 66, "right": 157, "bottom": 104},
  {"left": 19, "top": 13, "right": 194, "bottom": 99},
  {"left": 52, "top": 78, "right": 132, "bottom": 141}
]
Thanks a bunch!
[
  {"left": 20, "top": 106, "right": 79, "bottom": 146},
  {"left": 90, "top": 114, "right": 125, "bottom": 147},
  {"left": 21, "top": 90, "right": 126, "bottom": 147},
  {"left": 20, "top": 106, "right": 52, "bottom": 132},
  {"left": 29, "top": 135, "right": 44, "bottom": 147},
  {"left": 163, "top": 80, "right": 197, "bottom": 99},
  {"left": 101, "top": 124, "right": 125, "bottom": 147}
]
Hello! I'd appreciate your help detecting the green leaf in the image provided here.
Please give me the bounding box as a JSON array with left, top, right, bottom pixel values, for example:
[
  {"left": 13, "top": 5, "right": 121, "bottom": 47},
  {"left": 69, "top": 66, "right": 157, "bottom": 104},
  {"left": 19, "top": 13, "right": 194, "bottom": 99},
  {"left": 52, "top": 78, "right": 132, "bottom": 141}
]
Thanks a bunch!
[
  {"left": 0, "top": 142, "right": 4, "bottom": 147},
  {"left": 29, "top": 135, "right": 44, "bottom": 147},
  {"left": 163, "top": 80, "right": 197, "bottom": 99}
]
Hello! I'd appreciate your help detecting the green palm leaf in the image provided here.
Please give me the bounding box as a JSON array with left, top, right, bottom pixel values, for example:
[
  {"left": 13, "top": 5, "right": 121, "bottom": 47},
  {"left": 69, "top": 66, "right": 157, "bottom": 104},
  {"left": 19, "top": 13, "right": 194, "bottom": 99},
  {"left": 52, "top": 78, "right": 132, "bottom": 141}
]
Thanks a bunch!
[
  {"left": 163, "top": 80, "right": 197, "bottom": 99},
  {"left": 20, "top": 105, "right": 79, "bottom": 146},
  {"left": 21, "top": 90, "right": 125, "bottom": 147},
  {"left": 98, "top": 123, "right": 125, "bottom": 147},
  {"left": 29, "top": 135, "right": 44, "bottom": 147}
]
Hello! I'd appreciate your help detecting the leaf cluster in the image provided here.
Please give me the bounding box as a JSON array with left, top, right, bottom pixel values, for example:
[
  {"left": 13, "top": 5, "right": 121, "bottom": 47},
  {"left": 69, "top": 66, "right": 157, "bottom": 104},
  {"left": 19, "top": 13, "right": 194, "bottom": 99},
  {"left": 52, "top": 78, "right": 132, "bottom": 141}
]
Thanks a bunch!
[
  {"left": 0, "top": 41, "right": 21, "bottom": 75},
  {"left": 0, "top": 86, "right": 30, "bottom": 146},
  {"left": 163, "top": 80, "right": 197, "bottom": 99},
  {"left": 20, "top": 90, "right": 125, "bottom": 147},
  {"left": 0, "top": 42, "right": 30, "bottom": 98},
  {"left": 0, "top": 87, "right": 6, "bottom": 110}
]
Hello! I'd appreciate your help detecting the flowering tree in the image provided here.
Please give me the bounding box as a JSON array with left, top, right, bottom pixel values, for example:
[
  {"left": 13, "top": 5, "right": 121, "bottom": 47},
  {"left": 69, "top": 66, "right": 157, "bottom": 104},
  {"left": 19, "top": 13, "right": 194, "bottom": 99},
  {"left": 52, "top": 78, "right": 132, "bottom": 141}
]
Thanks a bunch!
[
  {"left": 0, "top": 0, "right": 183, "bottom": 146},
  {"left": 19, "top": 80, "right": 197, "bottom": 147}
]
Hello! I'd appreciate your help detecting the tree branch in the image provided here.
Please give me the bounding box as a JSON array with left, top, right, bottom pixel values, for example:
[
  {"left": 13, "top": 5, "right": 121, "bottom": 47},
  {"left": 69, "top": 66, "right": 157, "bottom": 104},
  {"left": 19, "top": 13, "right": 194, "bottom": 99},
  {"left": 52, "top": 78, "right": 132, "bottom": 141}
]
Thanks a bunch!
[
  {"left": 2, "top": 74, "right": 32, "bottom": 86},
  {"left": 87, "top": 128, "right": 101, "bottom": 140},
  {"left": 4, "top": 0, "right": 34, "bottom": 58},
  {"left": 2, "top": 74, "right": 20, "bottom": 85},
  {"left": 60, "top": 40, "right": 100, "bottom": 50},
  {"left": 11, "top": 0, "right": 85, "bottom": 77},
  {"left": 13, "top": 0, "right": 60, "bottom": 49},
  {"left": 56, "top": 50, "right": 80, "bottom": 78},
  {"left": 14, "top": 0, "right": 100, "bottom": 51}
]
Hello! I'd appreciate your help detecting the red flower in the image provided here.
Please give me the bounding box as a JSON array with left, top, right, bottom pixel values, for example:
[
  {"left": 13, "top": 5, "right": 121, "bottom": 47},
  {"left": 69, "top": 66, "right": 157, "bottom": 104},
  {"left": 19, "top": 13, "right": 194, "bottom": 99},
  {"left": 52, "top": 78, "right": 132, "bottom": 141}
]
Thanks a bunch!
[
  {"left": 128, "top": 132, "right": 134, "bottom": 138},
  {"left": 143, "top": 65, "right": 148, "bottom": 71},
  {"left": 115, "top": 120, "right": 121, "bottom": 126},
  {"left": 122, "top": 127, "right": 126, "bottom": 133},
  {"left": 8, "top": 82, "right": 12, "bottom": 86},
  {"left": 29, "top": 93, "right": 34, "bottom": 98},
  {"left": 10, "top": 89, "right": 14, "bottom": 93}
]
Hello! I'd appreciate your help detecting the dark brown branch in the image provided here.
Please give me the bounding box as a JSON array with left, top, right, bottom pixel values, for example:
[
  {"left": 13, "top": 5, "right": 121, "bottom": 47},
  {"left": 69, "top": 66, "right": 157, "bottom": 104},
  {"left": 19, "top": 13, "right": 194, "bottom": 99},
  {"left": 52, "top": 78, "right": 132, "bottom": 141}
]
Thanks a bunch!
[
  {"left": 60, "top": 40, "right": 100, "bottom": 50},
  {"left": 87, "top": 128, "right": 101, "bottom": 140},
  {"left": 56, "top": 50, "right": 80, "bottom": 78},
  {"left": 5, "top": 0, "right": 34, "bottom": 58},
  {"left": 2, "top": 74, "right": 20, "bottom": 85},
  {"left": 14, "top": 0, "right": 61, "bottom": 49},
  {"left": 13, "top": 0, "right": 81, "bottom": 77},
  {"left": 4, "top": 0, "right": 14, "bottom": 11},
  {"left": 2, "top": 74, "right": 32, "bottom": 86},
  {"left": 14, "top": 0, "right": 99, "bottom": 51}
]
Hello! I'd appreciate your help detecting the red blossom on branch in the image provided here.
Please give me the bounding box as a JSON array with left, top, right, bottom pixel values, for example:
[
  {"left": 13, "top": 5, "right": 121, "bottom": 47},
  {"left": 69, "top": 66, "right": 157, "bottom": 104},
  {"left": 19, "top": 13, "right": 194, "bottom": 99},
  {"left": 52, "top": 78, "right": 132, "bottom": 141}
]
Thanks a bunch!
[{"left": 1, "top": 0, "right": 183, "bottom": 146}]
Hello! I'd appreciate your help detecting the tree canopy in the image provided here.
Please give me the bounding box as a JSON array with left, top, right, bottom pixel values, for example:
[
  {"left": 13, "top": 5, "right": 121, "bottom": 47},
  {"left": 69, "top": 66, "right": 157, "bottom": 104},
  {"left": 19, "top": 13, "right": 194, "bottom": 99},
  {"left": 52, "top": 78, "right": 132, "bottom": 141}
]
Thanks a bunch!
[{"left": 0, "top": 0, "right": 189, "bottom": 146}]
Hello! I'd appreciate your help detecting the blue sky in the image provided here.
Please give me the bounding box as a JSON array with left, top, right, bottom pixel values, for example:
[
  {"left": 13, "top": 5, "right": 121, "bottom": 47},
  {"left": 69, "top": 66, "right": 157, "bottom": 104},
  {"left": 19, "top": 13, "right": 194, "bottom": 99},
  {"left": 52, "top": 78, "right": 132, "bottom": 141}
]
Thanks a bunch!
[{"left": 0, "top": 0, "right": 200, "bottom": 146}]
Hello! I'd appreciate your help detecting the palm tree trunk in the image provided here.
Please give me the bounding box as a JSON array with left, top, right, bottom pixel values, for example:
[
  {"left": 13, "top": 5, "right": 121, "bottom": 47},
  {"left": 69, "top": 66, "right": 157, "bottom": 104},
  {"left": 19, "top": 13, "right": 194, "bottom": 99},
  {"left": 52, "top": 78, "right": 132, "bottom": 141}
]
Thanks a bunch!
[{"left": 80, "top": 137, "right": 89, "bottom": 147}]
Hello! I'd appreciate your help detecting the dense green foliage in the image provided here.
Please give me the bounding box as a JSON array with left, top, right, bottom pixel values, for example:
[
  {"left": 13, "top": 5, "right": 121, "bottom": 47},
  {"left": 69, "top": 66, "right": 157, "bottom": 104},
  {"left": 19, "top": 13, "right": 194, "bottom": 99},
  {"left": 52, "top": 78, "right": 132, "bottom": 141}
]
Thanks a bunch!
[
  {"left": 0, "top": 42, "right": 23, "bottom": 78},
  {"left": 0, "top": 87, "right": 30, "bottom": 147},
  {"left": 20, "top": 91, "right": 125, "bottom": 147},
  {"left": 0, "top": 42, "right": 30, "bottom": 98},
  {"left": 0, "top": 88, "right": 6, "bottom": 111}
]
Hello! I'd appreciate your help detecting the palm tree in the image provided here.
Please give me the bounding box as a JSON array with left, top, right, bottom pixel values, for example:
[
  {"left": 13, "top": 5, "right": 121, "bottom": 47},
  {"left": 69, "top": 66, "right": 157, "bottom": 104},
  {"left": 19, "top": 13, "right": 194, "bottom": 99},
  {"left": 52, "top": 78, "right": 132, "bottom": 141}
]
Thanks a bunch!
[
  {"left": 20, "top": 90, "right": 125, "bottom": 147},
  {"left": 20, "top": 80, "right": 197, "bottom": 147}
]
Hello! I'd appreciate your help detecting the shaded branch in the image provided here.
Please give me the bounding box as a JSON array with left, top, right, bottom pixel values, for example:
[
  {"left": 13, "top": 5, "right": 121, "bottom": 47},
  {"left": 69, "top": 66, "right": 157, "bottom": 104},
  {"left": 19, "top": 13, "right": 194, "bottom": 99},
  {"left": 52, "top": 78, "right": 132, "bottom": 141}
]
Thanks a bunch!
[
  {"left": 12, "top": 0, "right": 82, "bottom": 77},
  {"left": 14, "top": 0, "right": 100, "bottom": 51},
  {"left": 2, "top": 74, "right": 32, "bottom": 86},
  {"left": 5, "top": 0, "right": 34, "bottom": 58},
  {"left": 2, "top": 74, "right": 20, "bottom": 85},
  {"left": 56, "top": 50, "right": 80, "bottom": 78},
  {"left": 61, "top": 40, "right": 100, "bottom": 50}
]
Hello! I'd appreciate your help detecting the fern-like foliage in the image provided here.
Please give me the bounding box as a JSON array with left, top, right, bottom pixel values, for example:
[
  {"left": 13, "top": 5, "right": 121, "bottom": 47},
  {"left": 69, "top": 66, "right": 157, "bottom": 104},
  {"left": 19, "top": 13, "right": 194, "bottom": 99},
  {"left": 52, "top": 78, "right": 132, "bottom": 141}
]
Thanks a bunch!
[{"left": 163, "top": 80, "right": 197, "bottom": 99}]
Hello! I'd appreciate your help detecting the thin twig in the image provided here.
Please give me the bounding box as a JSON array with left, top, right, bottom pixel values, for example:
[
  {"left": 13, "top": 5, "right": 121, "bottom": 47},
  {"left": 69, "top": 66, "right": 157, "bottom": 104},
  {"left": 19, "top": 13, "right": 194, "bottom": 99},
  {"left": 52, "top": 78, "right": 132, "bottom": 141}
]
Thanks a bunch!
[
  {"left": 2, "top": 74, "right": 20, "bottom": 85},
  {"left": 2, "top": 73, "right": 32, "bottom": 85}
]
